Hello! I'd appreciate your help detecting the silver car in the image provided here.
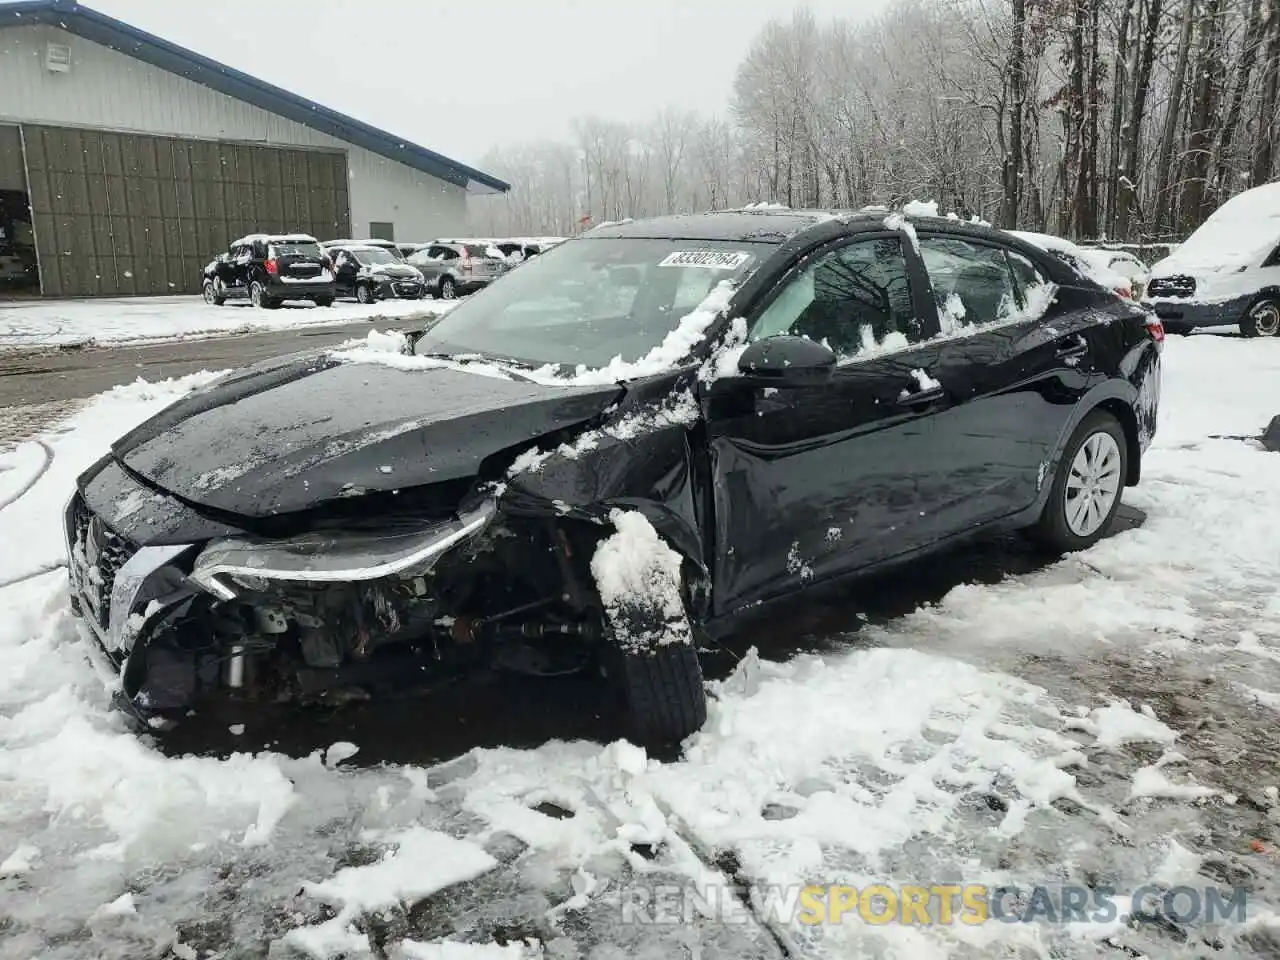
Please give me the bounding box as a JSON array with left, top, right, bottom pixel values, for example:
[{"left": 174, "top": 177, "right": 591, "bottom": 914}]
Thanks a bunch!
[{"left": 407, "top": 241, "right": 509, "bottom": 299}]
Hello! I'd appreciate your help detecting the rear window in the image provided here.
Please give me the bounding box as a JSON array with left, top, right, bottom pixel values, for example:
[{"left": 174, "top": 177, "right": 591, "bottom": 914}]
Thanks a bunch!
[{"left": 269, "top": 241, "right": 322, "bottom": 259}]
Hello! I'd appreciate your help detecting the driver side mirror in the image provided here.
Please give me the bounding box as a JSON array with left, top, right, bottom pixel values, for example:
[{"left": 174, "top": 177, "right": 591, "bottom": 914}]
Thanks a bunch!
[{"left": 736, "top": 335, "right": 837, "bottom": 386}]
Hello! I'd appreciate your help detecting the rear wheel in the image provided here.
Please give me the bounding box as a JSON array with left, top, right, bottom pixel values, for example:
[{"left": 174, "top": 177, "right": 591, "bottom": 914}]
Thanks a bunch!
[
  {"left": 1030, "top": 409, "right": 1128, "bottom": 553},
  {"left": 1241, "top": 298, "right": 1280, "bottom": 337},
  {"left": 202, "top": 280, "right": 225, "bottom": 306},
  {"left": 250, "top": 280, "right": 276, "bottom": 309},
  {"left": 439, "top": 276, "right": 457, "bottom": 300},
  {"left": 356, "top": 284, "right": 376, "bottom": 305}
]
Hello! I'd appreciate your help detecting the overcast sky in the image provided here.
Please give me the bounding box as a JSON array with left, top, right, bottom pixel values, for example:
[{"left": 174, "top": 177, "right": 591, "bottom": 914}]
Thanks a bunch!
[{"left": 80, "top": 0, "right": 889, "bottom": 172}]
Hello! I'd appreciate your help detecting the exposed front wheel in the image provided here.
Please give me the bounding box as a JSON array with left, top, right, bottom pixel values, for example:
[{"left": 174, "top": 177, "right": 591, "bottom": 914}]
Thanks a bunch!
[
  {"left": 438, "top": 277, "right": 457, "bottom": 300},
  {"left": 356, "top": 284, "right": 376, "bottom": 305},
  {"left": 592, "top": 514, "right": 707, "bottom": 749},
  {"left": 1241, "top": 298, "right": 1280, "bottom": 337},
  {"left": 1031, "top": 410, "right": 1128, "bottom": 553},
  {"left": 202, "top": 280, "right": 225, "bottom": 306}
]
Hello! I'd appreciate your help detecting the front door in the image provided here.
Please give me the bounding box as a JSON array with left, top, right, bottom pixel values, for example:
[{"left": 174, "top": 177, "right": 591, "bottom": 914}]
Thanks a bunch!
[{"left": 703, "top": 231, "right": 949, "bottom": 615}]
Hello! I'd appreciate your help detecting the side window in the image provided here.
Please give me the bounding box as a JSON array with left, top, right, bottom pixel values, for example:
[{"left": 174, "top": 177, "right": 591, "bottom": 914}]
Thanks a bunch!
[
  {"left": 1007, "top": 250, "right": 1047, "bottom": 302},
  {"left": 918, "top": 236, "right": 1020, "bottom": 331},
  {"left": 749, "top": 237, "right": 920, "bottom": 360}
]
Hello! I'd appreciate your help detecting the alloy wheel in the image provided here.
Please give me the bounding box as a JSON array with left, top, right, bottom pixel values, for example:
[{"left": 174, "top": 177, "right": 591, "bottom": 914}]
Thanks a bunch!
[
  {"left": 250, "top": 282, "right": 263, "bottom": 307},
  {"left": 1064, "top": 431, "right": 1123, "bottom": 538}
]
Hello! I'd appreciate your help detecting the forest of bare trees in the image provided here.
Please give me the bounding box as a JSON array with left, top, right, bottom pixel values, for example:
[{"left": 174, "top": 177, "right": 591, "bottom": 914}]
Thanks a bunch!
[{"left": 467, "top": 0, "right": 1280, "bottom": 244}]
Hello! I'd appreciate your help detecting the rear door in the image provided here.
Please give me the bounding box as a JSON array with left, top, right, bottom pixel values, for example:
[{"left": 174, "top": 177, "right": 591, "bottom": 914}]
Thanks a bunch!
[
  {"left": 268, "top": 239, "right": 326, "bottom": 283},
  {"left": 704, "top": 230, "right": 951, "bottom": 612},
  {"left": 913, "top": 230, "right": 1098, "bottom": 528},
  {"left": 227, "top": 242, "right": 253, "bottom": 296}
]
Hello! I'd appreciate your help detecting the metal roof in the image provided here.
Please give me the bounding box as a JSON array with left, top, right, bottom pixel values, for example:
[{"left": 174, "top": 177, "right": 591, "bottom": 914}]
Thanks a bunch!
[{"left": 0, "top": 0, "right": 510, "bottom": 194}]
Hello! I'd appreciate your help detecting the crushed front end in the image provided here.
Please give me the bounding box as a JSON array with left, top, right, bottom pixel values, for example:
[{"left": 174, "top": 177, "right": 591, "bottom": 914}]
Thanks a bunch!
[{"left": 64, "top": 487, "right": 608, "bottom": 726}]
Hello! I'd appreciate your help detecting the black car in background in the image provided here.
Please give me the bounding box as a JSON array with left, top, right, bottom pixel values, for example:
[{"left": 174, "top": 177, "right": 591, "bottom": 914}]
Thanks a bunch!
[
  {"left": 68, "top": 209, "right": 1162, "bottom": 749},
  {"left": 328, "top": 244, "right": 427, "bottom": 303},
  {"left": 203, "top": 234, "right": 335, "bottom": 308}
]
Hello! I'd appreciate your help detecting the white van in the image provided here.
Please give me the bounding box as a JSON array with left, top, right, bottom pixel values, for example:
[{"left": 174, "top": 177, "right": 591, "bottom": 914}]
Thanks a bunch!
[{"left": 1144, "top": 182, "right": 1280, "bottom": 337}]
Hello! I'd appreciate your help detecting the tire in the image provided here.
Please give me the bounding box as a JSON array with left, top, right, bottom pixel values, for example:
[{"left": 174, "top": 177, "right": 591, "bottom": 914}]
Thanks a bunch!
[
  {"left": 599, "top": 572, "right": 707, "bottom": 750},
  {"left": 356, "top": 284, "right": 376, "bottom": 305},
  {"left": 439, "top": 276, "right": 457, "bottom": 300},
  {"left": 249, "top": 281, "right": 278, "bottom": 309},
  {"left": 314, "top": 296, "right": 334, "bottom": 307},
  {"left": 202, "top": 280, "right": 225, "bottom": 307},
  {"left": 1240, "top": 298, "right": 1280, "bottom": 337},
  {"left": 1030, "top": 409, "right": 1129, "bottom": 553}
]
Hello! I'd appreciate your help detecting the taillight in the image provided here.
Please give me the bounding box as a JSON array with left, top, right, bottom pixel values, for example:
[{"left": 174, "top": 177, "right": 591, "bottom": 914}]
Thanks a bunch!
[
  {"left": 1145, "top": 314, "right": 1165, "bottom": 345},
  {"left": 264, "top": 258, "right": 278, "bottom": 275},
  {"left": 460, "top": 255, "right": 473, "bottom": 274}
]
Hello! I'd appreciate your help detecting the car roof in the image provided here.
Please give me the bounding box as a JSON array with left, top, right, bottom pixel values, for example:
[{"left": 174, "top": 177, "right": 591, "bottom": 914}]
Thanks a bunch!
[
  {"left": 232, "top": 233, "right": 318, "bottom": 245},
  {"left": 584, "top": 210, "right": 848, "bottom": 243},
  {"left": 322, "top": 238, "right": 397, "bottom": 247}
]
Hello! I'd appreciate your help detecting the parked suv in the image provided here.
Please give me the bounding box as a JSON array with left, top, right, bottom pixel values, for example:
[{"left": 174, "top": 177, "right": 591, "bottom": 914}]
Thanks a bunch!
[
  {"left": 203, "top": 234, "right": 335, "bottom": 308},
  {"left": 328, "top": 244, "right": 426, "bottom": 303},
  {"left": 407, "top": 241, "right": 509, "bottom": 299}
]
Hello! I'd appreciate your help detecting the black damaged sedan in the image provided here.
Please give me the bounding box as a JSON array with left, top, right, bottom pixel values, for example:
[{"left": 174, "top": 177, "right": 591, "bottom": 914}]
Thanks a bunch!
[{"left": 65, "top": 209, "right": 1163, "bottom": 747}]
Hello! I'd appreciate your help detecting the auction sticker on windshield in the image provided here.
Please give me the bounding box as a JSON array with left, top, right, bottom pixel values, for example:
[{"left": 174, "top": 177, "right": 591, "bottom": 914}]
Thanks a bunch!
[{"left": 658, "top": 250, "right": 753, "bottom": 270}]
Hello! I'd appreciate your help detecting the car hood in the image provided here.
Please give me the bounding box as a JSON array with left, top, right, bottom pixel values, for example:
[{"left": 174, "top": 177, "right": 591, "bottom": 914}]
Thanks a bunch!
[
  {"left": 367, "top": 264, "right": 420, "bottom": 278},
  {"left": 111, "top": 355, "right": 622, "bottom": 519}
]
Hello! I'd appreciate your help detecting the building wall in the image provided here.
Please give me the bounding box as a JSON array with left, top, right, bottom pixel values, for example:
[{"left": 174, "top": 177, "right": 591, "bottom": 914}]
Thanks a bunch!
[{"left": 0, "top": 24, "right": 467, "bottom": 241}]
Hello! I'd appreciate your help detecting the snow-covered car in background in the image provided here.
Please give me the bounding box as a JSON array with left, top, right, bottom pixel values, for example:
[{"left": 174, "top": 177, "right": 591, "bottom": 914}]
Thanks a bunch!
[
  {"left": 321, "top": 238, "right": 408, "bottom": 263},
  {"left": 64, "top": 209, "right": 1161, "bottom": 748},
  {"left": 326, "top": 243, "right": 426, "bottom": 303},
  {"left": 1144, "top": 182, "right": 1280, "bottom": 337},
  {"left": 1081, "top": 247, "right": 1151, "bottom": 300},
  {"left": 1007, "top": 230, "right": 1139, "bottom": 300}
]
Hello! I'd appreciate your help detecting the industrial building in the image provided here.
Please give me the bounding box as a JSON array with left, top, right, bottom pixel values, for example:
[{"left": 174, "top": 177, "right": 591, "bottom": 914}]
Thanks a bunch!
[{"left": 0, "top": 0, "right": 509, "bottom": 297}]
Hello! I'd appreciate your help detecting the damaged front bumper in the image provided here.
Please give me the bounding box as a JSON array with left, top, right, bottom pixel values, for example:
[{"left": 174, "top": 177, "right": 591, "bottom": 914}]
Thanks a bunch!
[{"left": 64, "top": 490, "right": 497, "bottom": 682}]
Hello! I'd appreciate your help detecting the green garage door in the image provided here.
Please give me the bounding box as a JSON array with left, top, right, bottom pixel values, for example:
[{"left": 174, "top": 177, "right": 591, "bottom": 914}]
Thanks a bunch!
[{"left": 21, "top": 125, "right": 350, "bottom": 297}]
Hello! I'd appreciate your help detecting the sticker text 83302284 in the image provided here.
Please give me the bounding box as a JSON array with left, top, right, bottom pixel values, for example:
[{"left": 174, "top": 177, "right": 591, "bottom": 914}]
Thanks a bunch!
[{"left": 658, "top": 250, "right": 753, "bottom": 270}]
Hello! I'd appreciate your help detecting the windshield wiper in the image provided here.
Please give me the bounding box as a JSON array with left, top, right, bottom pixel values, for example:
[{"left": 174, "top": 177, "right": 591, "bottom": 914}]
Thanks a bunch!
[{"left": 416, "top": 351, "right": 537, "bottom": 382}]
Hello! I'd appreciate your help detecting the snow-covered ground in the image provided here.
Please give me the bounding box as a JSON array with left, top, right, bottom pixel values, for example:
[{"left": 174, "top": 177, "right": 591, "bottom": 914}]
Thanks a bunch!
[
  {"left": 0, "top": 296, "right": 456, "bottom": 350},
  {"left": 2, "top": 336, "right": 1280, "bottom": 958}
]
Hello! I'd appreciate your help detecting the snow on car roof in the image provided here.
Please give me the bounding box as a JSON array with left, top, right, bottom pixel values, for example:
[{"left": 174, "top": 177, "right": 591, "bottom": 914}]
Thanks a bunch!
[
  {"left": 322, "top": 238, "right": 398, "bottom": 247},
  {"left": 231, "top": 233, "right": 318, "bottom": 246},
  {"left": 1155, "top": 182, "right": 1280, "bottom": 274},
  {"left": 1008, "top": 230, "right": 1130, "bottom": 292}
]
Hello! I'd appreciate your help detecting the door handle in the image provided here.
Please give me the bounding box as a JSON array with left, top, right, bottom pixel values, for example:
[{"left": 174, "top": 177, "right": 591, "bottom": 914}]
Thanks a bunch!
[
  {"left": 1055, "top": 335, "right": 1088, "bottom": 359},
  {"left": 895, "top": 385, "right": 946, "bottom": 407}
]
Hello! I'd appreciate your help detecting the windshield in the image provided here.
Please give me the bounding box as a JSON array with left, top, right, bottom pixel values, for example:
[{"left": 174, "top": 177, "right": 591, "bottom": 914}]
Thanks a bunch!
[
  {"left": 354, "top": 248, "right": 399, "bottom": 266},
  {"left": 414, "top": 237, "right": 768, "bottom": 369}
]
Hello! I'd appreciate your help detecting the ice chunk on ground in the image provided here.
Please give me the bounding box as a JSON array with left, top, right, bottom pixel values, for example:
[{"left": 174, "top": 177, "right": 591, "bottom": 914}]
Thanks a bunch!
[
  {"left": 1068, "top": 702, "right": 1179, "bottom": 748},
  {"left": 301, "top": 826, "right": 497, "bottom": 914}
]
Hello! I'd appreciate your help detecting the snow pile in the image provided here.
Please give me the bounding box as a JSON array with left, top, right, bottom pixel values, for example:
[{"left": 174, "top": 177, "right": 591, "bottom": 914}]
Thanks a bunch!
[
  {"left": 589, "top": 509, "right": 691, "bottom": 652},
  {"left": 0, "top": 296, "right": 458, "bottom": 350}
]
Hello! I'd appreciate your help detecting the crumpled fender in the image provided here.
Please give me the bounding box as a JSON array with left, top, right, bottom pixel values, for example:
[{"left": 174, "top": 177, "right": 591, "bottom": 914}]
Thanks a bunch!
[{"left": 495, "top": 376, "right": 707, "bottom": 573}]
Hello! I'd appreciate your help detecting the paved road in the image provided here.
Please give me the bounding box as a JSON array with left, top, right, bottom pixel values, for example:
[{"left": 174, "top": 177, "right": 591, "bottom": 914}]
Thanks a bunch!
[{"left": 0, "top": 316, "right": 425, "bottom": 445}]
